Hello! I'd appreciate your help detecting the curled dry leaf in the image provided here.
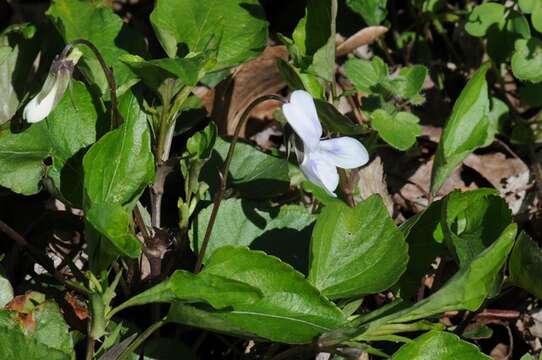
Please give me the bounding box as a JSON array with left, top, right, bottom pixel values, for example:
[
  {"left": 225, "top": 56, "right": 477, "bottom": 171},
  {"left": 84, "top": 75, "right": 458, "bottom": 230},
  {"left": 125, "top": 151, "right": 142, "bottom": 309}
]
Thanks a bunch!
[
  {"left": 202, "top": 46, "right": 288, "bottom": 136},
  {"left": 355, "top": 157, "right": 394, "bottom": 215},
  {"left": 336, "top": 26, "right": 388, "bottom": 57},
  {"left": 464, "top": 153, "right": 530, "bottom": 215}
]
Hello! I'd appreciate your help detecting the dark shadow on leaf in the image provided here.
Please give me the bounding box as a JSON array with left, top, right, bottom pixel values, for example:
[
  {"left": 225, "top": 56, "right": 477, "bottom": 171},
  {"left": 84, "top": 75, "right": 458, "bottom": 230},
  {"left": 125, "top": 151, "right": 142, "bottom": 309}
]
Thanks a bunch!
[
  {"left": 251, "top": 225, "right": 313, "bottom": 276},
  {"left": 201, "top": 146, "right": 289, "bottom": 199},
  {"left": 239, "top": 3, "right": 267, "bottom": 21},
  {"left": 240, "top": 199, "right": 268, "bottom": 230}
]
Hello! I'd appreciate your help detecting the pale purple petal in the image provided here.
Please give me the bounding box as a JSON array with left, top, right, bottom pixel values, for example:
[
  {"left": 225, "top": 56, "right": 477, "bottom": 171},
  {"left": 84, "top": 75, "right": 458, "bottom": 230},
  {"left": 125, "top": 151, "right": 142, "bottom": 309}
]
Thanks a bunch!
[
  {"left": 282, "top": 90, "right": 322, "bottom": 151},
  {"left": 300, "top": 152, "right": 339, "bottom": 197},
  {"left": 318, "top": 137, "right": 369, "bottom": 169}
]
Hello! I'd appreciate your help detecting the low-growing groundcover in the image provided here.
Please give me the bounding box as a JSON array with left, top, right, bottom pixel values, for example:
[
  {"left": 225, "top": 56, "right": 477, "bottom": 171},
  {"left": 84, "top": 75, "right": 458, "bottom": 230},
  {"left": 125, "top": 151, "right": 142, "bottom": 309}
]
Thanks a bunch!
[{"left": 2, "top": 0, "right": 542, "bottom": 359}]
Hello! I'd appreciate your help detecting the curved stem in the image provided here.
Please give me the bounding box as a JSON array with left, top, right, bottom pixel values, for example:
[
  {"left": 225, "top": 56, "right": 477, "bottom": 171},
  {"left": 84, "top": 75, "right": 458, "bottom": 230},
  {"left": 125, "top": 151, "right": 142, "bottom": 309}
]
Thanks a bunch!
[
  {"left": 194, "top": 94, "right": 285, "bottom": 273},
  {"left": 61, "top": 39, "right": 119, "bottom": 128},
  {"left": 116, "top": 318, "right": 167, "bottom": 360}
]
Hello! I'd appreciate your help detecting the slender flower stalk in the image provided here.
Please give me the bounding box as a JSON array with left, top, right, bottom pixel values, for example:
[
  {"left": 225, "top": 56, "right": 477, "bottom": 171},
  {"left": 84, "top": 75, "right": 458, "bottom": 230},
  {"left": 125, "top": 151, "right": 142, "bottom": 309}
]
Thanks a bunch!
[
  {"left": 194, "top": 94, "right": 286, "bottom": 273},
  {"left": 194, "top": 91, "right": 366, "bottom": 271},
  {"left": 282, "top": 90, "right": 369, "bottom": 196}
]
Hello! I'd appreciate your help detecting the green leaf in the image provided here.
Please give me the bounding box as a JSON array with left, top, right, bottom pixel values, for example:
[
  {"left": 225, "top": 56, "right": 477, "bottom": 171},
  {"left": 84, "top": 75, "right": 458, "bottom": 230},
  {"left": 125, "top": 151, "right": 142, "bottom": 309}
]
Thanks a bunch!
[
  {"left": 519, "top": 0, "right": 538, "bottom": 13},
  {"left": 390, "top": 331, "right": 490, "bottom": 359},
  {"left": 486, "top": 10, "right": 531, "bottom": 63},
  {"left": 533, "top": 5, "right": 542, "bottom": 33},
  {"left": 84, "top": 91, "right": 154, "bottom": 206},
  {"left": 276, "top": 58, "right": 326, "bottom": 99},
  {"left": 0, "top": 123, "right": 50, "bottom": 195},
  {"left": 391, "top": 224, "right": 516, "bottom": 323},
  {"left": 441, "top": 189, "right": 511, "bottom": 267},
  {"left": 47, "top": 0, "right": 147, "bottom": 96},
  {"left": 512, "top": 38, "right": 542, "bottom": 83},
  {"left": 292, "top": 0, "right": 337, "bottom": 81},
  {"left": 398, "top": 200, "right": 447, "bottom": 299},
  {"left": 431, "top": 64, "right": 490, "bottom": 195},
  {"left": 344, "top": 57, "right": 388, "bottom": 94},
  {"left": 346, "top": 0, "right": 388, "bottom": 26},
  {"left": 465, "top": 3, "right": 505, "bottom": 37},
  {"left": 485, "top": 97, "right": 508, "bottom": 146},
  {"left": 0, "top": 300, "right": 75, "bottom": 360},
  {"left": 308, "top": 195, "right": 408, "bottom": 299},
  {"left": 150, "top": 0, "right": 267, "bottom": 71},
  {"left": 121, "top": 52, "right": 212, "bottom": 89},
  {"left": 45, "top": 81, "right": 102, "bottom": 206},
  {"left": 168, "top": 246, "right": 346, "bottom": 344},
  {"left": 113, "top": 269, "right": 262, "bottom": 311},
  {"left": 83, "top": 91, "right": 154, "bottom": 265},
  {"left": 200, "top": 137, "right": 289, "bottom": 198},
  {"left": 314, "top": 99, "right": 369, "bottom": 135},
  {"left": 462, "top": 324, "right": 494, "bottom": 340},
  {"left": 371, "top": 110, "right": 422, "bottom": 150},
  {"left": 509, "top": 232, "right": 542, "bottom": 299},
  {"left": 186, "top": 122, "right": 217, "bottom": 160},
  {"left": 394, "top": 65, "right": 428, "bottom": 99},
  {"left": 86, "top": 203, "right": 141, "bottom": 258},
  {"left": 0, "top": 24, "right": 38, "bottom": 125},
  {"left": 190, "top": 198, "right": 316, "bottom": 263},
  {"left": 276, "top": 58, "right": 306, "bottom": 91},
  {"left": 0, "top": 81, "right": 99, "bottom": 198}
]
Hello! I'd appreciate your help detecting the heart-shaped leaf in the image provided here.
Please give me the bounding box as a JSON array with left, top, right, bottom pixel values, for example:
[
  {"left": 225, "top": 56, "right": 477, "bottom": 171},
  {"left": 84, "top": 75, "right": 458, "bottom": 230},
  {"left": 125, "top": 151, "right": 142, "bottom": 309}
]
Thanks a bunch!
[{"left": 308, "top": 195, "right": 408, "bottom": 299}]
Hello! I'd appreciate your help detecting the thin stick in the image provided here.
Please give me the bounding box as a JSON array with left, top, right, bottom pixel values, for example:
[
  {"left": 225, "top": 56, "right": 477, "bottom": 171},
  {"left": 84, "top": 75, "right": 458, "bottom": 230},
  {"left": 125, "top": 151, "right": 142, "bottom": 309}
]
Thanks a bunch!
[
  {"left": 194, "top": 94, "right": 285, "bottom": 273},
  {"left": 528, "top": 145, "right": 542, "bottom": 204},
  {"left": 0, "top": 219, "right": 90, "bottom": 295}
]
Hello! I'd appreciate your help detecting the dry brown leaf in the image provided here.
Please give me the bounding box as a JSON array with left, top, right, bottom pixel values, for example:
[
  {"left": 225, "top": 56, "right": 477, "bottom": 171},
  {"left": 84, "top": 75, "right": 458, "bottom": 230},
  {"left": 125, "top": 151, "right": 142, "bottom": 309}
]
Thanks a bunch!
[
  {"left": 398, "top": 159, "right": 475, "bottom": 212},
  {"left": 203, "top": 46, "right": 288, "bottom": 136},
  {"left": 490, "top": 343, "right": 509, "bottom": 360},
  {"left": 464, "top": 152, "right": 530, "bottom": 214},
  {"left": 336, "top": 26, "right": 388, "bottom": 57},
  {"left": 356, "top": 157, "right": 394, "bottom": 215},
  {"left": 64, "top": 292, "right": 89, "bottom": 320},
  {"left": 420, "top": 125, "right": 442, "bottom": 143}
]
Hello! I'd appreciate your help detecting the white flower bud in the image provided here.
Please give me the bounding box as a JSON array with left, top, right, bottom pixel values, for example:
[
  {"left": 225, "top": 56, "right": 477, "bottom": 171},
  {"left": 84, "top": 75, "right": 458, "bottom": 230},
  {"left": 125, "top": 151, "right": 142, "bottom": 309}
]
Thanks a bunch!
[{"left": 23, "top": 48, "right": 82, "bottom": 123}]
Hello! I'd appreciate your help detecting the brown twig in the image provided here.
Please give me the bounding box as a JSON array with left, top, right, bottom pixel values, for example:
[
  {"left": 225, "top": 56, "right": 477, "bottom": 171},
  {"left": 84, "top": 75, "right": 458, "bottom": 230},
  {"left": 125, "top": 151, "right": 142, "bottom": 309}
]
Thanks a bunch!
[
  {"left": 0, "top": 219, "right": 89, "bottom": 295},
  {"left": 528, "top": 145, "right": 542, "bottom": 204}
]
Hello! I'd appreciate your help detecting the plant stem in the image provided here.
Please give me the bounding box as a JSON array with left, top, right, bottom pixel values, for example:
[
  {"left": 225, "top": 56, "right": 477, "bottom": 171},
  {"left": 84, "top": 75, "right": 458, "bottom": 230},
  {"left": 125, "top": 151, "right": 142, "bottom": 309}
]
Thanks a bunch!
[
  {"left": 116, "top": 318, "right": 167, "bottom": 360},
  {"left": 151, "top": 85, "right": 192, "bottom": 228},
  {"left": 85, "top": 336, "right": 95, "bottom": 360},
  {"left": 61, "top": 39, "right": 119, "bottom": 128},
  {"left": 193, "top": 94, "right": 285, "bottom": 273}
]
